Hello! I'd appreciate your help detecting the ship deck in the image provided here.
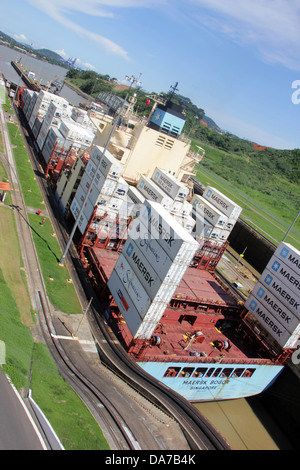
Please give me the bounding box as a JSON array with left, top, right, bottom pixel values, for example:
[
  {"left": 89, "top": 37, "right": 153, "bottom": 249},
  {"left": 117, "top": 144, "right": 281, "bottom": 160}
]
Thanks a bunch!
[{"left": 89, "top": 247, "right": 272, "bottom": 365}]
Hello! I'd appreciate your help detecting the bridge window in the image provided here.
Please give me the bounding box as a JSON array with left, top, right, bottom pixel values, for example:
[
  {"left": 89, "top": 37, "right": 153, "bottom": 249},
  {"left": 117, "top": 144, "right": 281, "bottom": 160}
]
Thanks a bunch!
[
  {"left": 163, "top": 367, "right": 181, "bottom": 378},
  {"left": 192, "top": 368, "right": 207, "bottom": 378},
  {"left": 220, "top": 368, "right": 234, "bottom": 378},
  {"left": 179, "top": 367, "right": 195, "bottom": 378},
  {"left": 242, "top": 368, "right": 256, "bottom": 378},
  {"left": 212, "top": 367, "right": 222, "bottom": 378},
  {"left": 232, "top": 368, "right": 245, "bottom": 378}
]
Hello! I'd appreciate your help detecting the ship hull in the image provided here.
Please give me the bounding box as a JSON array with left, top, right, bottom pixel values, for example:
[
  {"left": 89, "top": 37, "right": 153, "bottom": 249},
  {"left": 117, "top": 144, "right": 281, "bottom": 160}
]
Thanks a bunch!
[{"left": 137, "top": 360, "right": 284, "bottom": 402}]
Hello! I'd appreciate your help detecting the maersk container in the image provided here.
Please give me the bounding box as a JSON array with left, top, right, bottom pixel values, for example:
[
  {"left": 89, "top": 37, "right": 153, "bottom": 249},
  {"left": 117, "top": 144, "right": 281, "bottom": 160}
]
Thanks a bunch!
[
  {"left": 260, "top": 268, "right": 300, "bottom": 318},
  {"left": 114, "top": 255, "right": 153, "bottom": 314},
  {"left": 114, "top": 177, "right": 129, "bottom": 199},
  {"left": 192, "top": 210, "right": 213, "bottom": 239},
  {"left": 151, "top": 167, "right": 189, "bottom": 201},
  {"left": 127, "top": 220, "right": 183, "bottom": 275},
  {"left": 140, "top": 201, "right": 199, "bottom": 263},
  {"left": 274, "top": 242, "right": 300, "bottom": 278},
  {"left": 203, "top": 186, "right": 242, "bottom": 220},
  {"left": 32, "top": 117, "right": 43, "bottom": 139},
  {"left": 77, "top": 212, "right": 89, "bottom": 234},
  {"left": 128, "top": 186, "right": 145, "bottom": 205},
  {"left": 123, "top": 238, "right": 188, "bottom": 301},
  {"left": 107, "top": 270, "right": 144, "bottom": 337},
  {"left": 134, "top": 321, "right": 159, "bottom": 340},
  {"left": 25, "top": 92, "right": 38, "bottom": 121},
  {"left": 97, "top": 194, "right": 125, "bottom": 213},
  {"left": 137, "top": 176, "right": 173, "bottom": 208},
  {"left": 191, "top": 194, "right": 229, "bottom": 228},
  {"left": 250, "top": 283, "right": 300, "bottom": 334},
  {"left": 129, "top": 212, "right": 197, "bottom": 266},
  {"left": 23, "top": 90, "right": 34, "bottom": 115},
  {"left": 244, "top": 296, "right": 299, "bottom": 349},
  {"left": 265, "top": 255, "right": 300, "bottom": 299},
  {"left": 91, "top": 146, "right": 124, "bottom": 180},
  {"left": 174, "top": 214, "right": 196, "bottom": 233}
]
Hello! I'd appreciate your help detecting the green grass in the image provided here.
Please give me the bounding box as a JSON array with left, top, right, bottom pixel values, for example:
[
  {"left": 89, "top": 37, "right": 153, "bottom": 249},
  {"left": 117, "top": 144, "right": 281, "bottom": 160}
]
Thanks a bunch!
[
  {"left": 7, "top": 122, "right": 44, "bottom": 210},
  {"left": 28, "top": 213, "right": 82, "bottom": 313},
  {"left": 30, "top": 343, "right": 110, "bottom": 450},
  {"left": 193, "top": 141, "right": 300, "bottom": 250},
  {"left": 0, "top": 266, "right": 34, "bottom": 389}
]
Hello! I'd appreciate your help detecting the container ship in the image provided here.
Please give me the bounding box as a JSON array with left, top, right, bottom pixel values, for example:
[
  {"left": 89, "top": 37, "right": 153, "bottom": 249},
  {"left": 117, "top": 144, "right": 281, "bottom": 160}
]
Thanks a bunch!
[{"left": 17, "top": 86, "right": 300, "bottom": 402}]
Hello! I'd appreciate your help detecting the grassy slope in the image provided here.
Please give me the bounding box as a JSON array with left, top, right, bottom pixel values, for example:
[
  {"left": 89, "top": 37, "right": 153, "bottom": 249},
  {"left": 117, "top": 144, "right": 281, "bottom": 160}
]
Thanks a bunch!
[{"left": 193, "top": 141, "right": 300, "bottom": 250}]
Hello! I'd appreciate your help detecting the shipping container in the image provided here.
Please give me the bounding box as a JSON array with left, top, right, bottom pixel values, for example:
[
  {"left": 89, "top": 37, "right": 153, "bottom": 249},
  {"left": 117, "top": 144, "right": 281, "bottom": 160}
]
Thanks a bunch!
[
  {"left": 114, "top": 255, "right": 153, "bottom": 314},
  {"left": 250, "top": 283, "right": 300, "bottom": 333},
  {"left": 202, "top": 186, "right": 242, "bottom": 220},
  {"left": 123, "top": 238, "right": 189, "bottom": 301},
  {"left": 139, "top": 201, "right": 199, "bottom": 263},
  {"left": 191, "top": 194, "right": 229, "bottom": 228},
  {"left": 174, "top": 214, "right": 196, "bottom": 233},
  {"left": 91, "top": 146, "right": 124, "bottom": 180},
  {"left": 137, "top": 176, "right": 173, "bottom": 208},
  {"left": 107, "top": 270, "right": 144, "bottom": 337},
  {"left": 260, "top": 268, "right": 300, "bottom": 318},
  {"left": 151, "top": 167, "right": 189, "bottom": 201},
  {"left": 265, "top": 255, "right": 300, "bottom": 298},
  {"left": 244, "top": 296, "right": 299, "bottom": 349},
  {"left": 192, "top": 209, "right": 213, "bottom": 239},
  {"left": 274, "top": 242, "right": 300, "bottom": 278}
]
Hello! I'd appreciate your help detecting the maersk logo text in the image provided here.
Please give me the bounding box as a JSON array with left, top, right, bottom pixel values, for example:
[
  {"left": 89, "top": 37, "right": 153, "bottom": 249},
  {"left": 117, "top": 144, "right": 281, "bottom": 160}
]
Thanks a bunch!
[{"left": 206, "top": 190, "right": 213, "bottom": 198}]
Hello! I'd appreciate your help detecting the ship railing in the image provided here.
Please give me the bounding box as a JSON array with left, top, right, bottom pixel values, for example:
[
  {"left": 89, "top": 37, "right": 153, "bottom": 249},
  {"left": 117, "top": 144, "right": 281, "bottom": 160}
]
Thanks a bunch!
[{"left": 143, "top": 354, "right": 273, "bottom": 366}]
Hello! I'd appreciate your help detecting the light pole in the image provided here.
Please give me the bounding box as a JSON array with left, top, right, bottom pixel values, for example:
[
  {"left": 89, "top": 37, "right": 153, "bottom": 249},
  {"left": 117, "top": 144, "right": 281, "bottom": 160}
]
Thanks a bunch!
[
  {"left": 59, "top": 74, "right": 142, "bottom": 265},
  {"left": 283, "top": 210, "right": 300, "bottom": 242}
]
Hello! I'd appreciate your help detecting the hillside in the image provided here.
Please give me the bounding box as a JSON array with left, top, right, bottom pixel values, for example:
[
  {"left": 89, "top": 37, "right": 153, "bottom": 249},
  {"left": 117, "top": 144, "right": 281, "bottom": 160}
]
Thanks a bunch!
[{"left": 35, "top": 48, "right": 64, "bottom": 62}]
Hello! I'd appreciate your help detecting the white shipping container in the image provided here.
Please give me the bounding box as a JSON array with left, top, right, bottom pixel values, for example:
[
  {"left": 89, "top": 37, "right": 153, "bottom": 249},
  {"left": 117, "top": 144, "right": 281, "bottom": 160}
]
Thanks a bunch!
[
  {"left": 128, "top": 214, "right": 197, "bottom": 266},
  {"left": 203, "top": 186, "right": 242, "bottom": 220},
  {"left": 174, "top": 214, "right": 195, "bottom": 233},
  {"left": 260, "top": 268, "right": 300, "bottom": 318},
  {"left": 77, "top": 212, "right": 89, "bottom": 234},
  {"left": 128, "top": 186, "right": 145, "bottom": 205},
  {"left": 137, "top": 176, "right": 173, "bottom": 208},
  {"left": 140, "top": 201, "right": 199, "bottom": 263},
  {"left": 114, "top": 177, "right": 129, "bottom": 199},
  {"left": 191, "top": 194, "right": 229, "bottom": 228},
  {"left": 265, "top": 255, "right": 300, "bottom": 298},
  {"left": 107, "top": 270, "right": 144, "bottom": 338},
  {"left": 70, "top": 196, "right": 81, "bottom": 220},
  {"left": 114, "top": 255, "right": 152, "bottom": 315},
  {"left": 152, "top": 167, "right": 189, "bottom": 200},
  {"left": 250, "top": 283, "right": 300, "bottom": 333},
  {"left": 274, "top": 242, "right": 300, "bottom": 277},
  {"left": 91, "top": 146, "right": 124, "bottom": 180},
  {"left": 245, "top": 296, "right": 297, "bottom": 349},
  {"left": 134, "top": 321, "right": 159, "bottom": 340},
  {"left": 123, "top": 238, "right": 187, "bottom": 301},
  {"left": 192, "top": 210, "right": 213, "bottom": 239}
]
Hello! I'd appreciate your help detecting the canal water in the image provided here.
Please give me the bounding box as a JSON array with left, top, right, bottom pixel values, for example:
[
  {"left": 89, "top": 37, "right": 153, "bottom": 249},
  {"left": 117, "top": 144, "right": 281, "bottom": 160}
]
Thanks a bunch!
[{"left": 1, "top": 44, "right": 299, "bottom": 450}]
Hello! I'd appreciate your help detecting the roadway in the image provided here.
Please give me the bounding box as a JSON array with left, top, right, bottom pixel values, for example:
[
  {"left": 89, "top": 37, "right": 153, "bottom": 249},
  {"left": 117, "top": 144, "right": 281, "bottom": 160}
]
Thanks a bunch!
[{"left": 0, "top": 371, "right": 46, "bottom": 450}]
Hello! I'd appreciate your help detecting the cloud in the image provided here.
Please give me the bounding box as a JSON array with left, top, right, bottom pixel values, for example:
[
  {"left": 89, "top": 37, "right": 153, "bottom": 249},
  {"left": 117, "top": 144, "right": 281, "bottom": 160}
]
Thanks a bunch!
[
  {"left": 26, "top": 0, "right": 145, "bottom": 61},
  {"left": 13, "top": 33, "right": 29, "bottom": 43},
  {"left": 55, "top": 48, "right": 69, "bottom": 59},
  {"left": 185, "top": 0, "right": 300, "bottom": 71}
]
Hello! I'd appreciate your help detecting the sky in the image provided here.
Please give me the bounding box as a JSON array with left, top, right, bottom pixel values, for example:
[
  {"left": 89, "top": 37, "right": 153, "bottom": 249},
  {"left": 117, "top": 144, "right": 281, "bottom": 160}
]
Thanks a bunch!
[{"left": 1, "top": 0, "right": 300, "bottom": 150}]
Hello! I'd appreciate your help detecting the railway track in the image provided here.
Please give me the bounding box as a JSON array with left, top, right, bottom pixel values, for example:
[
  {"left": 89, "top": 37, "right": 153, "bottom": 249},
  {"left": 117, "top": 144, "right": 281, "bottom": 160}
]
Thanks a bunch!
[{"left": 8, "top": 103, "right": 231, "bottom": 450}]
